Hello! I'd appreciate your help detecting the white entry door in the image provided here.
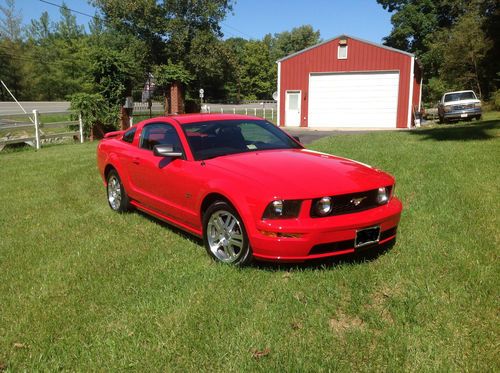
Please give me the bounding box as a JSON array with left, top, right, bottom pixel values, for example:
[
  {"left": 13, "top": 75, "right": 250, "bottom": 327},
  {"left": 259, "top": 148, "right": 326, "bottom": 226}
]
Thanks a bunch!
[
  {"left": 285, "top": 91, "right": 301, "bottom": 127},
  {"left": 308, "top": 72, "right": 399, "bottom": 128}
]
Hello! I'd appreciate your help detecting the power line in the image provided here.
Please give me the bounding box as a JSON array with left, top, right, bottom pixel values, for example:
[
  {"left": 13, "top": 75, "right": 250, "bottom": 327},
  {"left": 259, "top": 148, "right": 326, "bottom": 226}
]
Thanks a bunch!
[
  {"left": 220, "top": 22, "right": 255, "bottom": 39},
  {"left": 38, "top": 0, "right": 255, "bottom": 40},
  {"left": 38, "top": 0, "right": 99, "bottom": 19}
]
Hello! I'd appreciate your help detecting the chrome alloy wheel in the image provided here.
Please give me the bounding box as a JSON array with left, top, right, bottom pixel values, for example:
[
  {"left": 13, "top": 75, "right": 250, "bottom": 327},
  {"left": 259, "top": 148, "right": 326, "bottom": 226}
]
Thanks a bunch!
[
  {"left": 206, "top": 210, "right": 245, "bottom": 263},
  {"left": 107, "top": 175, "right": 122, "bottom": 210}
]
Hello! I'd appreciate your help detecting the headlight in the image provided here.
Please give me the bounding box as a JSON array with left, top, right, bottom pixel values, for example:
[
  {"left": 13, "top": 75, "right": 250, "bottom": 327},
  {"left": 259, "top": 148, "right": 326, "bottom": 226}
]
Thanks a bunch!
[
  {"left": 444, "top": 106, "right": 452, "bottom": 112},
  {"left": 474, "top": 102, "right": 481, "bottom": 108},
  {"left": 262, "top": 200, "right": 302, "bottom": 219},
  {"left": 376, "top": 187, "right": 390, "bottom": 205},
  {"left": 315, "top": 196, "right": 332, "bottom": 216}
]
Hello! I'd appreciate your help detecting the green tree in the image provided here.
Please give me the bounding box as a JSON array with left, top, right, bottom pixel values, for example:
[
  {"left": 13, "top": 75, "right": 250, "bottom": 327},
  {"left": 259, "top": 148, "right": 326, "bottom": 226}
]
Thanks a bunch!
[
  {"left": 435, "top": 11, "right": 492, "bottom": 97},
  {"left": 223, "top": 37, "right": 248, "bottom": 102},
  {"left": 22, "top": 4, "right": 89, "bottom": 100},
  {"left": 90, "top": 0, "right": 234, "bottom": 100},
  {"left": 90, "top": 48, "right": 140, "bottom": 109},
  {"left": 0, "top": 0, "right": 24, "bottom": 99},
  {"left": 377, "top": 0, "right": 499, "bottom": 100},
  {"left": 270, "top": 25, "right": 321, "bottom": 60},
  {"left": 69, "top": 92, "right": 109, "bottom": 135},
  {"left": 0, "top": 38, "right": 24, "bottom": 100},
  {"left": 186, "top": 30, "right": 228, "bottom": 100},
  {"left": 90, "top": 0, "right": 233, "bottom": 64},
  {"left": 153, "top": 59, "right": 192, "bottom": 111},
  {"left": 0, "top": 0, "right": 22, "bottom": 40},
  {"left": 240, "top": 40, "right": 274, "bottom": 100},
  {"left": 26, "top": 11, "right": 50, "bottom": 42}
]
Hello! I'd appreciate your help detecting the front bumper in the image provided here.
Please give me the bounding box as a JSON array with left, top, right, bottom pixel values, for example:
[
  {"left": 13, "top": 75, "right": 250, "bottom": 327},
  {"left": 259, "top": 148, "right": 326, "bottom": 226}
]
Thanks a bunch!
[
  {"left": 444, "top": 108, "right": 481, "bottom": 120},
  {"left": 248, "top": 197, "right": 402, "bottom": 262}
]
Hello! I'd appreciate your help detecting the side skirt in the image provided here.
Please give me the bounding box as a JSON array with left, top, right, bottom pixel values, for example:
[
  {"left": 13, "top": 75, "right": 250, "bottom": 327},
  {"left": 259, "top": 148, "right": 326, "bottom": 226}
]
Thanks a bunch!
[{"left": 130, "top": 200, "right": 203, "bottom": 238}]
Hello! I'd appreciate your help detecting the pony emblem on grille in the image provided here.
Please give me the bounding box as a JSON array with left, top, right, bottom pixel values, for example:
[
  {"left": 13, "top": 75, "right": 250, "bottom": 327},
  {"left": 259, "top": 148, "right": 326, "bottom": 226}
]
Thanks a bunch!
[{"left": 350, "top": 196, "right": 367, "bottom": 206}]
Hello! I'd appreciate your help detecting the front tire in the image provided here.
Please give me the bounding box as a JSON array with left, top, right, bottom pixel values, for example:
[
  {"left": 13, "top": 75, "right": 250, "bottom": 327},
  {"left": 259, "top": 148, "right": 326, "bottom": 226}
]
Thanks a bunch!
[
  {"left": 202, "top": 201, "right": 253, "bottom": 266},
  {"left": 106, "top": 169, "right": 131, "bottom": 212}
]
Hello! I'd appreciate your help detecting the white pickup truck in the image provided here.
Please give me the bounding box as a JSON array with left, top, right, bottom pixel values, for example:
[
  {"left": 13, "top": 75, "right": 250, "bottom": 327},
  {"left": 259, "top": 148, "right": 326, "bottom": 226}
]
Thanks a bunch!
[{"left": 437, "top": 90, "right": 482, "bottom": 123}]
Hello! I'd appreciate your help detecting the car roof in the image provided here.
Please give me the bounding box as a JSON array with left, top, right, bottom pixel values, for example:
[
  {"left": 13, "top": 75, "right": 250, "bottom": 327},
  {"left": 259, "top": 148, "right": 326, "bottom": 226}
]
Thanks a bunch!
[
  {"left": 160, "top": 113, "right": 263, "bottom": 125},
  {"left": 444, "top": 90, "right": 476, "bottom": 95}
]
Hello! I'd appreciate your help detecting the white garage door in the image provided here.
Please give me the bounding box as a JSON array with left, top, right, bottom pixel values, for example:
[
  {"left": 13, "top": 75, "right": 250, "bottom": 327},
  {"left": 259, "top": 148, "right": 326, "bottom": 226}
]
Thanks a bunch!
[{"left": 308, "top": 72, "right": 399, "bottom": 128}]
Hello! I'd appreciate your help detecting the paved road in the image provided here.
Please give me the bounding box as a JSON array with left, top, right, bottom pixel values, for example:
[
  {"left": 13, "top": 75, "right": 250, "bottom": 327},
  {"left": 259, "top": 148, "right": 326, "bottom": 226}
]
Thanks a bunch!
[
  {"left": 0, "top": 101, "right": 71, "bottom": 115},
  {"left": 0, "top": 101, "right": 166, "bottom": 115},
  {"left": 0, "top": 101, "right": 276, "bottom": 115}
]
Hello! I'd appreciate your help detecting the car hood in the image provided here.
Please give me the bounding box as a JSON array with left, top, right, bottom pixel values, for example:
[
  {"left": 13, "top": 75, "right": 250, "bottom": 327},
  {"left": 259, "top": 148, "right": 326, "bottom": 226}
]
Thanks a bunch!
[{"left": 205, "top": 149, "right": 394, "bottom": 199}]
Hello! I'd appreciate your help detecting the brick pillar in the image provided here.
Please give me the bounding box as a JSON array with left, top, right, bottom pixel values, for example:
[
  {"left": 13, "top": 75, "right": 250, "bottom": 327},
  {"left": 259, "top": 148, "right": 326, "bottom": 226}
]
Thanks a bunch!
[
  {"left": 170, "top": 82, "right": 184, "bottom": 114},
  {"left": 120, "top": 106, "right": 130, "bottom": 130}
]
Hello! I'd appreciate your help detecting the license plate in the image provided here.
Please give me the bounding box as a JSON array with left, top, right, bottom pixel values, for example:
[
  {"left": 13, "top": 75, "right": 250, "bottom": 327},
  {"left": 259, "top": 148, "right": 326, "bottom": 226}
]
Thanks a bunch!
[
  {"left": 355, "top": 226, "right": 380, "bottom": 248},
  {"left": 461, "top": 113, "right": 468, "bottom": 118}
]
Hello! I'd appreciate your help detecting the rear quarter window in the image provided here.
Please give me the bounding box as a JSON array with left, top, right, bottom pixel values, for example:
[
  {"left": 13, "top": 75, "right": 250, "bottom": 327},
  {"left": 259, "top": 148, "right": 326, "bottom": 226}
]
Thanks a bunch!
[{"left": 122, "top": 128, "right": 136, "bottom": 143}]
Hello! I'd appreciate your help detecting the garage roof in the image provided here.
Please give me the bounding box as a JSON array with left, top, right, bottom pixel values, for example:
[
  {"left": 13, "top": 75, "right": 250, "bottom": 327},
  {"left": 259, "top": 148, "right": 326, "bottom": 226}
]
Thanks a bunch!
[{"left": 276, "top": 34, "right": 415, "bottom": 63}]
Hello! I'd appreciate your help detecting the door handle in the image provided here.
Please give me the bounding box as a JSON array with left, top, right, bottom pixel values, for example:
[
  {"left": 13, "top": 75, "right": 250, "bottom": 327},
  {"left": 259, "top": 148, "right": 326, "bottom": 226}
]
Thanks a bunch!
[{"left": 132, "top": 157, "right": 140, "bottom": 165}]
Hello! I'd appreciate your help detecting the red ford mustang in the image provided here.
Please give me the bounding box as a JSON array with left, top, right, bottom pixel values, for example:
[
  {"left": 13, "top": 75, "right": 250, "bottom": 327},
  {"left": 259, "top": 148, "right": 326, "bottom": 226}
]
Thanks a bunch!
[{"left": 97, "top": 114, "right": 402, "bottom": 265}]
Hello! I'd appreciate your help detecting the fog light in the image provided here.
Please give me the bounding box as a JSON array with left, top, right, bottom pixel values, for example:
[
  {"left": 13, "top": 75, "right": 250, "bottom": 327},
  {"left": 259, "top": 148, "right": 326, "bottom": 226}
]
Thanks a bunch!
[
  {"left": 315, "top": 196, "right": 332, "bottom": 216},
  {"left": 376, "top": 187, "right": 389, "bottom": 205}
]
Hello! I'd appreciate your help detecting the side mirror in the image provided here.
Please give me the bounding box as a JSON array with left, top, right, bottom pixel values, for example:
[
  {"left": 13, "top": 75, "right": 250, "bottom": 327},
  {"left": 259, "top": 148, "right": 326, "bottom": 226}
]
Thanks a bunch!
[
  {"left": 153, "top": 144, "right": 183, "bottom": 158},
  {"left": 293, "top": 136, "right": 301, "bottom": 143}
]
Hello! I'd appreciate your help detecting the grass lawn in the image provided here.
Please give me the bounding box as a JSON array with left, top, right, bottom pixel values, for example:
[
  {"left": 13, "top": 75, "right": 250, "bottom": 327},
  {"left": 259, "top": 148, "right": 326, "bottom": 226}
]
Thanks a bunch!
[{"left": 0, "top": 115, "right": 498, "bottom": 371}]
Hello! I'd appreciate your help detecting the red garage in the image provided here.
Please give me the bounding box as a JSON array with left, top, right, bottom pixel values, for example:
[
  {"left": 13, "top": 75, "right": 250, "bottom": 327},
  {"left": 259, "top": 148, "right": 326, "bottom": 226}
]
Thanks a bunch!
[{"left": 277, "top": 35, "right": 422, "bottom": 129}]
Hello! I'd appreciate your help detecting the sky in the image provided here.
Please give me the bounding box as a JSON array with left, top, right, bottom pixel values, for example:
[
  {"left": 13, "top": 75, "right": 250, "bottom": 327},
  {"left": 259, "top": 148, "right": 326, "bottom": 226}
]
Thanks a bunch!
[{"left": 13, "top": 0, "right": 394, "bottom": 44}]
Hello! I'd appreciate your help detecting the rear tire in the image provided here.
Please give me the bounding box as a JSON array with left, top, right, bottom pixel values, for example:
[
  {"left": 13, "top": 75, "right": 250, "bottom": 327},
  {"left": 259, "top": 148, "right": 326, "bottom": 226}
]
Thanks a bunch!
[
  {"left": 106, "top": 169, "right": 131, "bottom": 213},
  {"left": 202, "top": 201, "right": 253, "bottom": 266}
]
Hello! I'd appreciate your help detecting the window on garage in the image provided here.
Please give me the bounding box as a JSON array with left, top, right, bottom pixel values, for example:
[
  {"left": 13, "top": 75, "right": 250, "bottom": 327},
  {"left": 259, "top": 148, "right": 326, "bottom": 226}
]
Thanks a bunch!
[{"left": 338, "top": 45, "right": 348, "bottom": 59}]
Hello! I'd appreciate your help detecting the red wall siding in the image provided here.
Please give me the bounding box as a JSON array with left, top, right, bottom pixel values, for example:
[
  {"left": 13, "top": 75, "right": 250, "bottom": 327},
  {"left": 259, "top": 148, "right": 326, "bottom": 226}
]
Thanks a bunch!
[{"left": 279, "top": 37, "right": 413, "bottom": 128}]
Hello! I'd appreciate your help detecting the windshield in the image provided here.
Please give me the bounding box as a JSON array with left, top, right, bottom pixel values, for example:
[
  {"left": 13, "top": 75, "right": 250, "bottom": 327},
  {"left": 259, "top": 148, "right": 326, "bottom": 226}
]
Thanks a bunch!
[
  {"left": 183, "top": 119, "right": 302, "bottom": 160},
  {"left": 444, "top": 91, "right": 477, "bottom": 102}
]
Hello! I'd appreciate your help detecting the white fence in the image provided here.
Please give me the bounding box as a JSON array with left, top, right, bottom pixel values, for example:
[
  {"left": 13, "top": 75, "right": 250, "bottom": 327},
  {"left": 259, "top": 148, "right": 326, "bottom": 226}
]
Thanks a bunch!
[
  {"left": 133, "top": 101, "right": 164, "bottom": 113},
  {"left": 203, "top": 106, "right": 276, "bottom": 122},
  {"left": 0, "top": 109, "right": 83, "bottom": 151}
]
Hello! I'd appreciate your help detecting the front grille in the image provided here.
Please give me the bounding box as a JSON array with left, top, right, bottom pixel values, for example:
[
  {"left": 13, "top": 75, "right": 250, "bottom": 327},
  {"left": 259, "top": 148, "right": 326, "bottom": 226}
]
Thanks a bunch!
[
  {"left": 452, "top": 103, "right": 474, "bottom": 110},
  {"left": 308, "top": 227, "right": 398, "bottom": 255},
  {"left": 310, "top": 186, "right": 392, "bottom": 218}
]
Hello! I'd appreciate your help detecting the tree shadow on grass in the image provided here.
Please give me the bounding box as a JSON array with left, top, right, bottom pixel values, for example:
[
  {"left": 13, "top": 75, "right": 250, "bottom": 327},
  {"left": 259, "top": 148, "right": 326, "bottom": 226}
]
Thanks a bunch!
[
  {"left": 411, "top": 120, "right": 498, "bottom": 142},
  {"left": 134, "top": 209, "right": 204, "bottom": 245},
  {"left": 133, "top": 209, "right": 396, "bottom": 271}
]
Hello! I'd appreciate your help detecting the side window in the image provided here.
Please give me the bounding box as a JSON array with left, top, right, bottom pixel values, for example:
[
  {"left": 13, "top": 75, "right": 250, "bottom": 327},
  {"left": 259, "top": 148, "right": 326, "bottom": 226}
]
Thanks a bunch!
[
  {"left": 140, "top": 123, "right": 183, "bottom": 152},
  {"left": 122, "top": 128, "right": 136, "bottom": 143}
]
